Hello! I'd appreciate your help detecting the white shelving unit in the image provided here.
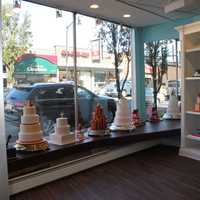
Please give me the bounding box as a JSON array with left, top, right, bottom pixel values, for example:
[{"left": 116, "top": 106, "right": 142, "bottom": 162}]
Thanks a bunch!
[
  {"left": 187, "top": 134, "right": 200, "bottom": 142},
  {"left": 185, "top": 77, "right": 200, "bottom": 80},
  {"left": 186, "top": 47, "right": 200, "bottom": 53},
  {"left": 186, "top": 111, "right": 200, "bottom": 115},
  {"left": 176, "top": 21, "right": 200, "bottom": 161}
]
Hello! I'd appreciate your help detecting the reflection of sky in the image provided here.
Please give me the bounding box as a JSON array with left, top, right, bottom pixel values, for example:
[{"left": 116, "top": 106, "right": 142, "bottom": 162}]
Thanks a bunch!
[{"left": 4, "top": 0, "right": 96, "bottom": 50}]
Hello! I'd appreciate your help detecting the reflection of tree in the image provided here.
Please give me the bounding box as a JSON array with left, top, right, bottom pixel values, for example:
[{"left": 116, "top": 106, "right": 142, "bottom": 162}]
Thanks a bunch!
[
  {"left": 2, "top": 4, "right": 32, "bottom": 86},
  {"left": 98, "top": 20, "right": 131, "bottom": 99},
  {"left": 145, "top": 40, "right": 169, "bottom": 108}
]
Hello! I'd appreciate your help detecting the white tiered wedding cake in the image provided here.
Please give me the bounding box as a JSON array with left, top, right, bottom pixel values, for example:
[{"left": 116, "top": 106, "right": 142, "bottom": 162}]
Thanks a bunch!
[
  {"left": 50, "top": 116, "right": 75, "bottom": 145},
  {"left": 16, "top": 101, "right": 48, "bottom": 151},
  {"left": 110, "top": 97, "right": 135, "bottom": 131},
  {"left": 163, "top": 90, "right": 181, "bottom": 119}
]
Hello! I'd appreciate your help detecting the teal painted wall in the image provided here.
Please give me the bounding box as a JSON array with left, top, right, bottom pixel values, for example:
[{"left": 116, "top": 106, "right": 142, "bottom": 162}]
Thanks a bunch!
[{"left": 142, "top": 15, "right": 200, "bottom": 42}]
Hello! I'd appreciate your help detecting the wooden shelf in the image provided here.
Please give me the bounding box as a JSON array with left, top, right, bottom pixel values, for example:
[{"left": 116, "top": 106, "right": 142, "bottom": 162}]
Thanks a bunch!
[
  {"left": 186, "top": 111, "right": 200, "bottom": 115},
  {"left": 185, "top": 77, "right": 200, "bottom": 80},
  {"left": 187, "top": 134, "right": 200, "bottom": 142},
  {"left": 186, "top": 47, "right": 200, "bottom": 53}
]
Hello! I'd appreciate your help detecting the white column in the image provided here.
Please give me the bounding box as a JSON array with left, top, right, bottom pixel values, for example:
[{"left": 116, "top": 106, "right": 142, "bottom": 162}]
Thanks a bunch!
[{"left": 0, "top": 0, "right": 9, "bottom": 199}]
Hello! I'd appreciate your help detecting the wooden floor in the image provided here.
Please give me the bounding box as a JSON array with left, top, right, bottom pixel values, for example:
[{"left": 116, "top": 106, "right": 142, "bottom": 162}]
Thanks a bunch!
[{"left": 11, "top": 146, "right": 200, "bottom": 200}]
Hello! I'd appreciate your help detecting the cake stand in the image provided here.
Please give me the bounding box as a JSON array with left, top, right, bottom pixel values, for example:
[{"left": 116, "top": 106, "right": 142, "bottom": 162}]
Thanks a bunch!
[
  {"left": 109, "top": 123, "right": 136, "bottom": 132},
  {"left": 15, "top": 139, "right": 49, "bottom": 152},
  {"left": 87, "top": 129, "right": 110, "bottom": 137},
  {"left": 133, "top": 121, "right": 146, "bottom": 127}
]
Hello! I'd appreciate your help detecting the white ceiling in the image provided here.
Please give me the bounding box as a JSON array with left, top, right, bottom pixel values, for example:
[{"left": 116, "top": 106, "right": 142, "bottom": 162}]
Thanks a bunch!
[{"left": 25, "top": 0, "right": 200, "bottom": 27}]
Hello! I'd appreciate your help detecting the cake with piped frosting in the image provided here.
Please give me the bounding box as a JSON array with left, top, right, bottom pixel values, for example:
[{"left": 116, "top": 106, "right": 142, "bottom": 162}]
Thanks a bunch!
[
  {"left": 50, "top": 115, "right": 75, "bottom": 145},
  {"left": 163, "top": 90, "right": 181, "bottom": 119},
  {"left": 16, "top": 101, "right": 48, "bottom": 151},
  {"left": 18, "top": 101, "right": 43, "bottom": 143},
  {"left": 110, "top": 97, "right": 135, "bottom": 131}
]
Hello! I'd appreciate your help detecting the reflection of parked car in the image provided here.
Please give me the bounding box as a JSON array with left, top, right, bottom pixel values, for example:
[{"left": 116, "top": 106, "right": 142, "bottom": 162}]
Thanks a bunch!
[
  {"left": 5, "top": 83, "right": 116, "bottom": 134},
  {"left": 99, "top": 80, "right": 132, "bottom": 97}
]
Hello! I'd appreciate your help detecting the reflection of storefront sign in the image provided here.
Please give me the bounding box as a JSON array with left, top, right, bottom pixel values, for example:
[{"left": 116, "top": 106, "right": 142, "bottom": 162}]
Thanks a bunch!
[
  {"left": 91, "top": 39, "right": 100, "bottom": 63},
  {"left": 27, "top": 62, "right": 48, "bottom": 72},
  {"left": 61, "top": 50, "right": 89, "bottom": 58},
  {"left": 15, "top": 56, "right": 58, "bottom": 75}
]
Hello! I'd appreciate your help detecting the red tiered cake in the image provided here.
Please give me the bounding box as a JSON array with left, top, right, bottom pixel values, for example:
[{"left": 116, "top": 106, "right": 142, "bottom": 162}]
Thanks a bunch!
[
  {"left": 150, "top": 107, "right": 160, "bottom": 123},
  {"left": 132, "top": 109, "right": 145, "bottom": 127},
  {"left": 88, "top": 104, "right": 109, "bottom": 136}
]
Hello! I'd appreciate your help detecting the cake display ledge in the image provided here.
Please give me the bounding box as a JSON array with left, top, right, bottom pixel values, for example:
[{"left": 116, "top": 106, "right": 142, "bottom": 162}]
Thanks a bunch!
[
  {"left": 109, "top": 123, "right": 136, "bottom": 131},
  {"left": 88, "top": 129, "right": 110, "bottom": 137},
  {"left": 15, "top": 139, "right": 48, "bottom": 151},
  {"left": 134, "top": 121, "right": 146, "bottom": 127},
  {"left": 162, "top": 113, "right": 181, "bottom": 120},
  {"left": 49, "top": 132, "right": 76, "bottom": 145}
]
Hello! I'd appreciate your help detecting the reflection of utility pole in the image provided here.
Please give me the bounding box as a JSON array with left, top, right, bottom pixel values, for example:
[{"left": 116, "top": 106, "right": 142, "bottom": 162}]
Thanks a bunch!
[
  {"left": 65, "top": 21, "right": 73, "bottom": 70},
  {"left": 65, "top": 17, "right": 81, "bottom": 79}
]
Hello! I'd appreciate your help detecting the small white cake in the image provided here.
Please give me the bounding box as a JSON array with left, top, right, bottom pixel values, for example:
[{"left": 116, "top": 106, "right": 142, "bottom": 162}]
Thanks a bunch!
[
  {"left": 50, "top": 117, "right": 75, "bottom": 145},
  {"left": 110, "top": 97, "right": 135, "bottom": 130},
  {"left": 163, "top": 91, "right": 181, "bottom": 119}
]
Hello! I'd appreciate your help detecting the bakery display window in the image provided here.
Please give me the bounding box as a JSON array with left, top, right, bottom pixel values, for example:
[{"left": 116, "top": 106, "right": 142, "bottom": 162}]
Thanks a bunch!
[{"left": 3, "top": 1, "right": 132, "bottom": 152}]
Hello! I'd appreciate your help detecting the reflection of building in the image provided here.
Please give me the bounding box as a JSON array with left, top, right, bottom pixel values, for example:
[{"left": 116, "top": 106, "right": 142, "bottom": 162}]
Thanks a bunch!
[
  {"left": 17, "top": 46, "right": 128, "bottom": 92},
  {"left": 144, "top": 63, "right": 181, "bottom": 88},
  {"left": 14, "top": 54, "right": 58, "bottom": 84},
  {"left": 54, "top": 45, "right": 122, "bottom": 91}
]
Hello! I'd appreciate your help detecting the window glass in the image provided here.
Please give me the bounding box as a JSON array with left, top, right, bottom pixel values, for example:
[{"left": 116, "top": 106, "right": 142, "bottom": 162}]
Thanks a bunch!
[
  {"left": 3, "top": 1, "right": 133, "bottom": 144},
  {"left": 76, "top": 14, "right": 132, "bottom": 126},
  {"left": 3, "top": 1, "right": 74, "bottom": 142},
  {"left": 94, "top": 72, "right": 106, "bottom": 82},
  {"left": 6, "top": 87, "right": 31, "bottom": 101},
  {"left": 77, "top": 87, "right": 93, "bottom": 99},
  {"left": 144, "top": 40, "right": 181, "bottom": 118}
]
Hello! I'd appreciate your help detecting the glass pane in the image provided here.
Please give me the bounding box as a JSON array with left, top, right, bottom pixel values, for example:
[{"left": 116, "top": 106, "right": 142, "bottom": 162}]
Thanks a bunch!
[
  {"left": 3, "top": 1, "right": 74, "bottom": 143},
  {"left": 144, "top": 40, "right": 181, "bottom": 118},
  {"left": 76, "top": 14, "right": 132, "bottom": 129}
]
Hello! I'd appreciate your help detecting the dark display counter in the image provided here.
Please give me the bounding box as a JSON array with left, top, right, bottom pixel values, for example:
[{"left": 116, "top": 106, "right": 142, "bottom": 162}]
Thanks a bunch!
[{"left": 8, "top": 120, "right": 181, "bottom": 178}]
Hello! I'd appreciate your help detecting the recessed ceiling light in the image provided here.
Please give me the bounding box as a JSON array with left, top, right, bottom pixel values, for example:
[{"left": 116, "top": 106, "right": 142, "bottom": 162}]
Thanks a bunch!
[
  {"left": 89, "top": 4, "right": 99, "bottom": 9},
  {"left": 123, "top": 14, "right": 131, "bottom": 18}
]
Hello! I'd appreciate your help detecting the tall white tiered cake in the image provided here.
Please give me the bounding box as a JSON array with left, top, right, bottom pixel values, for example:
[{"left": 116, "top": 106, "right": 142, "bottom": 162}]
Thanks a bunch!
[
  {"left": 110, "top": 97, "right": 135, "bottom": 131},
  {"left": 50, "top": 117, "right": 75, "bottom": 145},
  {"left": 163, "top": 90, "right": 181, "bottom": 119},
  {"left": 16, "top": 101, "right": 48, "bottom": 151}
]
